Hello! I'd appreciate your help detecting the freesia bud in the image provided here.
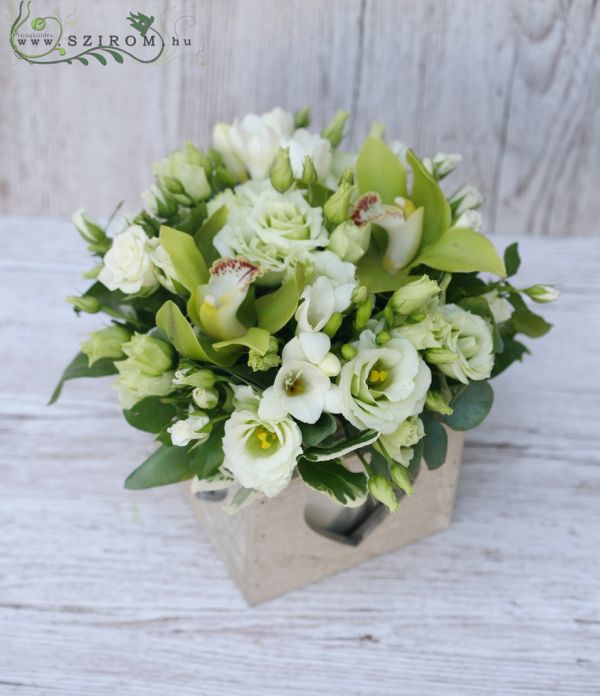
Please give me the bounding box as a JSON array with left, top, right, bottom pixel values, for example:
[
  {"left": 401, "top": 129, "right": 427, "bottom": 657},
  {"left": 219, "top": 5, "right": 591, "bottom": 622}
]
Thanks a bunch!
[
  {"left": 376, "top": 330, "right": 391, "bottom": 345},
  {"left": 351, "top": 285, "right": 368, "bottom": 306},
  {"left": 523, "top": 284, "right": 560, "bottom": 303},
  {"left": 324, "top": 182, "right": 353, "bottom": 225},
  {"left": 341, "top": 343, "right": 357, "bottom": 360},
  {"left": 81, "top": 325, "right": 131, "bottom": 366},
  {"left": 390, "top": 275, "right": 440, "bottom": 316},
  {"left": 450, "top": 184, "right": 483, "bottom": 217},
  {"left": 354, "top": 295, "right": 374, "bottom": 330},
  {"left": 339, "top": 167, "right": 354, "bottom": 185},
  {"left": 301, "top": 156, "right": 318, "bottom": 185},
  {"left": 294, "top": 106, "right": 311, "bottom": 129},
  {"left": 368, "top": 476, "right": 399, "bottom": 512},
  {"left": 321, "top": 110, "right": 350, "bottom": 148},
  {"left": 390, "top": 464, "right": 414, "bottom": 496},
  {"left": 192, "top": 386, "right": 219, "bottom": 410},
  {"left": 66, "top": 295, "right": 101, "bottom": 314},
  {"left": 425, "top": 390, "right": 453, "bottom": 416},
  {"left": 270, "top": 147, "right": 295, "bottom": 192},
  {"left": 172, "top": 367, "right": 216, "bottom": 388},
  {"left": 318, "top": 352, "right": 342, "bottom": 377}
]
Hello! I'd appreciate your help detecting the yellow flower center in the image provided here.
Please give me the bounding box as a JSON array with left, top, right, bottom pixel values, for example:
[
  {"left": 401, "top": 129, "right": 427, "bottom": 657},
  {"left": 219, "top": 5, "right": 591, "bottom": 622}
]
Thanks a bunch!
[
  {"left": 368, "top": 368, "right": 388, "bottom": 384},
  {"left": 256, "top": 429, "right": 276, "bottom": 450}
]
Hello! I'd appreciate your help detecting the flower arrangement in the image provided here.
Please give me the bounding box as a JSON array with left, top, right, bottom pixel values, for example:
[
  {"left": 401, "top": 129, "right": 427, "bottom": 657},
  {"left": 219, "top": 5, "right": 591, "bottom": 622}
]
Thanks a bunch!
[{"left": 54, "top": 107, "right": 558, "bottom": 513}]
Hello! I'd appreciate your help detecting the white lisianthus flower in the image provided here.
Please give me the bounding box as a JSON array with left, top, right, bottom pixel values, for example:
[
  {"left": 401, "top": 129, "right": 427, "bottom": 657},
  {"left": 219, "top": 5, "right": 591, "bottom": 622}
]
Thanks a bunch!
[
  {"left": 222, "top": 390, "right": 302, "bottom": 497},
  {"left": 338, "top": 331, "right": 431, "bottom": 434},
  {"left": 259, "top": 335, "right": 339, "bottom": 424},
  {"left": 214, "top": 185, "right": 327, "bottom": 285},
  {"left": 295, "top": 251, "right": 357, "bottom": 334},
  {"left": 212, "top": 107, "right": 294, "bottom": 180},
  {"left": 98, "top": 225, "right": 158, "bottom": 295},
  {"left": 194, "top": 258, "right": 262, "bottom": 340},
  {"left": 377, "top": 416, "right": 425, "bottom": 466},
  {"left": 436, "top": 304, "right": 494, "bottom": 383},
  {"left": 483, "top": 290, "right": 513, "bottom": 324},
  {"left": 168, "top": 414, "right": 210, "bottom": 447},
  {"left": 282, "top": 128, "right": 333, "bottom": 181}
]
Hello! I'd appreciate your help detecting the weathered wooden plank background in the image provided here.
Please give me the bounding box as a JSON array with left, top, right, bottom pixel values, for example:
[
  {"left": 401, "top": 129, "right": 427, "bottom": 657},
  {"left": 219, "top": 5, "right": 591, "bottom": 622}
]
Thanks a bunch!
[
  {"left": 1, "top": 0, "right": 599, "bottom": 235},
  {"left": 1, "top": 217, "right": 599, "bottom": 694}
]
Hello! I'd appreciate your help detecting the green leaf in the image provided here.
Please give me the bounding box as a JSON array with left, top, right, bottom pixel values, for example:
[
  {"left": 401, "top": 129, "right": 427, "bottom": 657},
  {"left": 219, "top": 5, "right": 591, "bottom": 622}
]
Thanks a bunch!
[
  {"left": 160, "top": 225, "right": 208, "bottom": 292},
  {"left": 443, "top": 380, "right": 494, "bottom": 431},
  {"left": 414, "top": 227, "right": 507, "bottom": 277},
  {"left": 299, "top": 413, "right": 338, "bottom": 447},
  {"left": 213, "top": 327, "right": 271, "bottom": 355},
  {"left": 407, "top": 439, "right": 424, "bottom": 478},
  {"left": 492, "top": 335, "right": 530, "bottom": 376},
  {"left": 504, "top": 242, "right": 521, "bottom": 277},
  {"left": 256, "top": 267, "right": 304, "bottom": 333},
  {"left": 123, "top": 396, "right": 177, "bottom": 434},
  {"left": 194, "top": 205, "right": 227, "bottom": 265},
  {"left": 356, "top": 136, "right": 407, "bottom": 203},
  {"left": 421, "top": 412, "right": 448, "bottom": 469},
  {"left": 124, "top": 445, "right": 194, "bottom": 490},
  {"left": 189, "top": 421, "right": 225, "bottom": 479},
  {"left": 303, "top": 429, "right": 379, "bottom": 462},
  {"left": 49, "top": 352, "right": 118, "bottom": 405},
  {"left": 176, "top": 203, "right": 207, "bottom": 235},
  {"left": 297, "top": 458, "right": 368, "bottom": 507},
  {"left": 407, "top": 149, "right": 452, "bottom": 247},
  {"left": 511, "top": 309, "right": 552, "bottom": 338}
]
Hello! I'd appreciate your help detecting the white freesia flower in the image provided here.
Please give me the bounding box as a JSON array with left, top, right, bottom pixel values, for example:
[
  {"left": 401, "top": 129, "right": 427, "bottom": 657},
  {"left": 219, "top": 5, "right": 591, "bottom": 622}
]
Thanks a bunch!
[
  {"left": 98, "top": 225, "right": 158, "bottom": 295},
  {"left": 437, "top": 304, "right": 494, "bottom": 383},
  {"left": 282, "top": 128, "right": 333, "bottom": 181},
  {"left": 212, "top": 107, "right": 294, "bottom": 180},
  {"left": 194, "top": 258, "right": 262, "bottom": 340},
  {"left": 295, "top": 251, "right": 357, "bottom": 335},
  {"left": 222, "top": 390, "right": 302, "bottom": 497},
  {"left": 483, "top": 290, "right": 513, "bottom": 324},
  {"left": 454, "top": 209, "right": 483, "bottom": 232},
  {"left": 214, "top": 184, "right": 327, "bottom": 285},
  {"left": 168, "top": 414, "right": 210, "bottom": 447},
  {"left": 338, "top": 331, "right": 431, "bottom": 434},
  {"left": 259, "top": 335, "right": 339, "bottom": 424}
]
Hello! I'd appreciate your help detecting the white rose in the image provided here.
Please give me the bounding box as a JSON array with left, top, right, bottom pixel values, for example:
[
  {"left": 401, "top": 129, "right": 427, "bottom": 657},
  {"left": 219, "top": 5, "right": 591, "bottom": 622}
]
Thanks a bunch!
[
  {"left": 212, "top": 107, "right": 294, "bottom": 180},
  {"left": 222, "top": 409, "right": 302, "bottom": 497},
  {"left": 168, "top": 414, "right": 210, "bottom": 447},
  {"left": 213, "top": 185, "right": 327, "bottom": 285},
  {"left": 282, "top": 128, "right": 332, "bottom": 181},
  {"left": 98, "top": 225, "right": 158, "bottom": 295},
  {"left": 338, "top": 331, "right": 431, "bottom": 434},
  {"left": 437, "top": 304, "right": 494, "bottom": 383}
]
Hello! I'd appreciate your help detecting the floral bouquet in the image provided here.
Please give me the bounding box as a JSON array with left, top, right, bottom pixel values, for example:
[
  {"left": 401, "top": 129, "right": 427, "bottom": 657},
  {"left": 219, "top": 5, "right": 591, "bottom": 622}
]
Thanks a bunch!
[{"left": 54, "top": 107, "right": 557, "bottom": 514}]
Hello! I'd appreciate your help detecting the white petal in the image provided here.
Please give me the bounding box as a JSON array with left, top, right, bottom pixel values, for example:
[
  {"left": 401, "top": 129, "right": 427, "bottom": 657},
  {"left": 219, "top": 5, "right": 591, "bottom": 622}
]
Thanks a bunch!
[
  {"left": 284, "top": 391, "right": 324, "bottom": 424},
  {"left": 298, "top": 331, "right": 331, "bottom": 364},
  {"left": 324, "top": 384, "right": 342, "bottom": 414},
  {"left": 258, "top": 387, "right": 288, "bottom": 422}
]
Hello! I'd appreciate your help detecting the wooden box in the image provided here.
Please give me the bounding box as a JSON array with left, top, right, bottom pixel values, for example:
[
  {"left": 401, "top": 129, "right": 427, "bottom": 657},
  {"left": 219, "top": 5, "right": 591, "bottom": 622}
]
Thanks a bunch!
[{"left": 184, "top": 429, "right": 464, "bottom": 604}]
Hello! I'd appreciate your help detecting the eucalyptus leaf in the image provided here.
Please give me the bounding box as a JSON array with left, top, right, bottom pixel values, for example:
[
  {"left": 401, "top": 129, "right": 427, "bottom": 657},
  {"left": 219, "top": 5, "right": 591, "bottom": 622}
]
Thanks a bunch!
[
  {"left": 492, "top": 335, "right": 530, "bottom": 376},
  {"left": 160, "top": 225, "right": 208, "bottom": 292},
  {"left": 123, "top": 396, "right": 178, "bottom": 434},
  {"left": 297, "top": 458, "right": 368, "bottom": 507},
  {"left": 443, "top": 380, "right": 494, "bottom": 431},
  {"left": 124, "top": 444, "right": 194, "bottom": 489},
  {"left": 421, "top": 412, "right": 448, "bottom": 469},
  {"left": 49, "top": 352, "right": 118, "bottom": 405},
  {"left": 504, "top": 242, "right": 521, "bottom": 277},
  {"left": 414, "top": 227, "right": 506, "bottom": 277},
  {"left": 407, "top": 149, "right": 452, "bottom": 247},
  {"left": 356, "top": 136, "right": 407, "bottom": 202},
  {"left": 511, "top": 309, "right": 552, "bottom": 338}
]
